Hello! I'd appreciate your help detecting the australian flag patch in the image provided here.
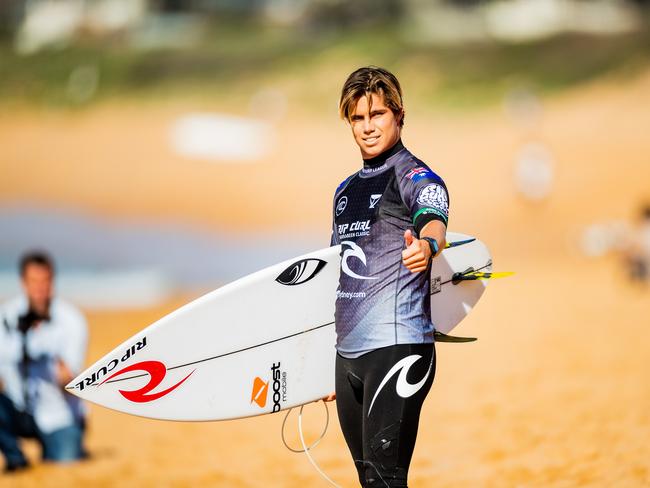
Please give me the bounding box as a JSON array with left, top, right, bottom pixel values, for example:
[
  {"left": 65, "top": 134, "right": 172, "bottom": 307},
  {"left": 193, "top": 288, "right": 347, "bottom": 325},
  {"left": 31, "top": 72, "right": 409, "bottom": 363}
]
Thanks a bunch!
[{"left": 406, "top": 166, "right": 435, "bottom": 183}]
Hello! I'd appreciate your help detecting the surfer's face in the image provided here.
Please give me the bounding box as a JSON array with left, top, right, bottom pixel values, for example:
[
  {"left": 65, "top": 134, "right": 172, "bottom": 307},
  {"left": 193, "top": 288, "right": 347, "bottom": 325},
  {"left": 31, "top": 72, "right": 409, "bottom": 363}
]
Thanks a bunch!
[{"left": 350, "top": 93, "right": 402, "bottom": 159}]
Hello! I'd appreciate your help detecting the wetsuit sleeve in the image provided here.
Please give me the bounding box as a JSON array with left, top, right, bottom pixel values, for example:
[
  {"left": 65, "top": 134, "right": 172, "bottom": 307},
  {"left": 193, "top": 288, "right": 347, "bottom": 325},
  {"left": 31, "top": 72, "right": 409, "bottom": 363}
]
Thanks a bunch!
[
  {"left": 331, "top": 176, "right": 353, "bottom": 246},
  {"left": 330, "top": 221, "right": 340, "bottom": 246},
  {"left": 330, "top": 190, "right": 340, "bottom": 246},
  {"left": 399, "top": 166, "right": 449, "bottom": 235}
]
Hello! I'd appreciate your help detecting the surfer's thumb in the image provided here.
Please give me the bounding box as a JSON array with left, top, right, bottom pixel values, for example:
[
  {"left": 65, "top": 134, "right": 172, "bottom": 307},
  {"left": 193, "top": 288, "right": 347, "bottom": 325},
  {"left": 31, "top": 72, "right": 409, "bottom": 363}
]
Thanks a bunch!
[{"left": 404, "top": 229, "right": 415, "bottom": 247}]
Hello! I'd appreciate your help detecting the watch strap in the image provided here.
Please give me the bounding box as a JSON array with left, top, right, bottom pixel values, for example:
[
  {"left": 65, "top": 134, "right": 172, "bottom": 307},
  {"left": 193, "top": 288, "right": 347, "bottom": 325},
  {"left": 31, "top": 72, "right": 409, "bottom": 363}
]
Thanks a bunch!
[{"left": 422, "top": 237, "right": 439, "bottom": 256}]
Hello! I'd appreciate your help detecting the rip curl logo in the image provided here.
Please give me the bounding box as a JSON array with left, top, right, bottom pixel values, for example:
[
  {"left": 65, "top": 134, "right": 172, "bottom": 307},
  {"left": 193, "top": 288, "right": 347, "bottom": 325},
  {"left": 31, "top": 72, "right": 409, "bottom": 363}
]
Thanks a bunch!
[
  {"left": 416, "top": 184, "right": 449, "bottom": 215},
  {"left": 336, "top": 196, "right": 348, "bottom": 216},
  {"left": 250, "top": 377, "right": 269, "bottom": 408},
  {"left": 341, "top": 241, "right": 377, "bottom": 280},
  {"left": 276, "top": 258, "right": 327, "bottom": 286},
  {"left": 98, "top": 360, "right": 194, "bottom": 403},
  {"left": 73, "top": 337, "right": 147, "bottom": 391},
  {"left": 367, "top": 354, "right": 432, "bottom": 416}
]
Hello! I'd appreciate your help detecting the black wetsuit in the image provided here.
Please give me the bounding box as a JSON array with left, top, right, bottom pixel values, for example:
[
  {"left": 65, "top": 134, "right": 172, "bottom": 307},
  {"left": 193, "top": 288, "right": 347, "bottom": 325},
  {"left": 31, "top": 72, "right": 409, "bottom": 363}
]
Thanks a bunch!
[{"left": 331, "top": 140, "right": 449, "bottom": 487}]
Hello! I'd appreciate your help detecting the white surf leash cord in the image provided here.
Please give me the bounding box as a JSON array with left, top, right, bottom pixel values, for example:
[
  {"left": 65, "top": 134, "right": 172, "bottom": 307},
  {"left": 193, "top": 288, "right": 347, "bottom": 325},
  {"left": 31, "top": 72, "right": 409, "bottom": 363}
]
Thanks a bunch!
[{"left": 281, "top": 402, "right": 342, "bottom": 488}]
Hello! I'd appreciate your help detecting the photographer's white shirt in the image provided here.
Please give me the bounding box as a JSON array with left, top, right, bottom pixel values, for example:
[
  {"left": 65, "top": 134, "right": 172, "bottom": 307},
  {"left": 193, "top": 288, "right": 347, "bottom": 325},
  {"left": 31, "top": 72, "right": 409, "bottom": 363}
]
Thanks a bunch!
[{"left": 0, "top": 296, "right": 87, "bottom": 434}]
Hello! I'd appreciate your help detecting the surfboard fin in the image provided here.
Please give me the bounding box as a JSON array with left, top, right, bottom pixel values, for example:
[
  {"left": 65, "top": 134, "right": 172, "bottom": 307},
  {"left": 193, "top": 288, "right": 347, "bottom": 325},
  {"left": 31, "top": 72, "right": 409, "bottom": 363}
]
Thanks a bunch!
[
  {"left": 452, "top": 269, "right": 514, "bottom": 284},
  {"left": 434, "top": 330, "right": 477, "bottom": 343},
  {"left": 444, "top": 238, "right": 476, "bottom": 249}
]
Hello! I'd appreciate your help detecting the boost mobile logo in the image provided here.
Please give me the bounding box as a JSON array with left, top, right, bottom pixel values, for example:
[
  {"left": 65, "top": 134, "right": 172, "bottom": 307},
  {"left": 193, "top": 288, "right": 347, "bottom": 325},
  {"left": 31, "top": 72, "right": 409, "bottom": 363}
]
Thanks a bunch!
[
  {"left": 341, "top": 241, "right": 377, "bottom": 280},
  {"left": 276, "top": 258, "right": 327, "bottom": 286},
  {"left": 250, "top": 377, "right": 269, "bottom": 407},
  {"left": 251, "top": 362, "right": 287, "bottom": 412}
]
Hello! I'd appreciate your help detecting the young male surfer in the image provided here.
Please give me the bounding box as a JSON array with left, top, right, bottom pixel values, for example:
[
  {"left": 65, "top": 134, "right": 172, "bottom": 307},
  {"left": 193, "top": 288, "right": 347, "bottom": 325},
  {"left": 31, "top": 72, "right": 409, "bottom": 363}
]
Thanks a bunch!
[{"left": 328, "top": 66, "right": 450, "bottom": 487}]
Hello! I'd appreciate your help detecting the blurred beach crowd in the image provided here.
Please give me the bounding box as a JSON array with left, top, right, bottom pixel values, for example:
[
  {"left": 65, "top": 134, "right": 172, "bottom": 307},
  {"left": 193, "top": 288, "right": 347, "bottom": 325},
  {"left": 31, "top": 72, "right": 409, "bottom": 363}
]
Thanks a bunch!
[
  {"left": 1, "top": 0, "right": 648, "bottom": 54},
  {"left": 1, "top": 0, "right": 650, "bottom": 485}
]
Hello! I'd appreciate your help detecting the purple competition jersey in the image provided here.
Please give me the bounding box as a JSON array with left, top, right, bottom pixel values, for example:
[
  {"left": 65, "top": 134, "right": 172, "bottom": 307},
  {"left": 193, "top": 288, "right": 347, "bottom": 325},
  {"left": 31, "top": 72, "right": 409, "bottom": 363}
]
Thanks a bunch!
[{"left": 331, "top": 140, "right": 450, "bottom": 357}]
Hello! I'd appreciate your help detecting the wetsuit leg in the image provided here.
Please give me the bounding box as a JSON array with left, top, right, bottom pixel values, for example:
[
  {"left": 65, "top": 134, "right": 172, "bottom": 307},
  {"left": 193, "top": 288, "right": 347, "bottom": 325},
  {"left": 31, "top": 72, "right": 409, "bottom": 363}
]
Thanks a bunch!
[
  {"left": 335, "top": 352, "right": 366, "bottom": 485},
  {"left": 336, "top": 343, "right": 435, "bottom": 488},
  {"left": 362, "top": 343, "right": 435, "bottom": 487}
]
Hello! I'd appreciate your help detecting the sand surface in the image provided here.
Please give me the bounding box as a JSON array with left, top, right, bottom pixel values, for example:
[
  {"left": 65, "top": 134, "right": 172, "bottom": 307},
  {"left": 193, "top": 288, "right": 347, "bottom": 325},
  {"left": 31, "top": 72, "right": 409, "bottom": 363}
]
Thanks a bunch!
[{"left": 2, "top": 72, "right": 650, "bottom": 487}]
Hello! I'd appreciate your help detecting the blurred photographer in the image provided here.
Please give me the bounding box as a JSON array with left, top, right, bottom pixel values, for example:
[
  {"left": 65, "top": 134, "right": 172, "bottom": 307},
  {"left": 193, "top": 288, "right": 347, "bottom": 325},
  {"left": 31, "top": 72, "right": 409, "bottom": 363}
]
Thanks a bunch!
[
  {"left": 626, "top": 204, "right": 650, "bottom": 283},
  {"left": 0, "top": 251, "right": 88, "bottom": 473}
]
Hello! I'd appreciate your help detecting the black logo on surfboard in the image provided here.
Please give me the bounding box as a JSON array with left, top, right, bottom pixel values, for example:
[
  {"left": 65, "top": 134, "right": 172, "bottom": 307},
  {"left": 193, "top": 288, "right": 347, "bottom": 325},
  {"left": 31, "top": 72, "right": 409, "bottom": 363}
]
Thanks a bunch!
[{"left": 276, "top": 259, "right": 327, "bottom": 286}]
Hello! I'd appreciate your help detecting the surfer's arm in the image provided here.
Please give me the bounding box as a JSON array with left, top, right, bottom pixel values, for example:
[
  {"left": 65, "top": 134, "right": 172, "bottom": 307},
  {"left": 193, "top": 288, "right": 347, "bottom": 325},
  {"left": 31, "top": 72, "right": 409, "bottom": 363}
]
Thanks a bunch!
[
  {"left": 420, "top": 220, "right": 447, "bottom": 258},
  {"left": 402, "top": 220, "right": 446, "bottom": 273},
  {"left": 399, "top": 165, "right": 449, "bottom": 235},
  {"left": 399, "top": 166, "right": 449, "bottom": 272}
]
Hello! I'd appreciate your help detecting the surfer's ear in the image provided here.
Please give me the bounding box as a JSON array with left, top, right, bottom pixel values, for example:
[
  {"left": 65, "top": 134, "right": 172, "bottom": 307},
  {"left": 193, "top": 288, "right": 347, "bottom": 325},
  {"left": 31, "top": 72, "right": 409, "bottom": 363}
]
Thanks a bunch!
[{"left": 395, "top": 109, "right": 405, "bottom": 128}]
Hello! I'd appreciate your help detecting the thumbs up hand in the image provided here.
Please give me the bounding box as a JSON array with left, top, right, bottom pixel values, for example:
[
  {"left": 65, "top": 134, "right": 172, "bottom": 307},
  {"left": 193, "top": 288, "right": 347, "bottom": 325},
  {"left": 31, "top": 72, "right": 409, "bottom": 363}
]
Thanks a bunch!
[{"left": 401, "top": 229, "right": 432, "bottom": 273}]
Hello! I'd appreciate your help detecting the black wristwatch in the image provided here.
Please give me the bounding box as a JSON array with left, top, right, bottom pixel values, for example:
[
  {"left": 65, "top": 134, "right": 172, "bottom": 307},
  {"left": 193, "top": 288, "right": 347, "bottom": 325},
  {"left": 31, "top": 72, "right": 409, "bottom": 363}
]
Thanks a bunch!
[{"left": 421, "top": 237, "right": 439, "bottom": 257}]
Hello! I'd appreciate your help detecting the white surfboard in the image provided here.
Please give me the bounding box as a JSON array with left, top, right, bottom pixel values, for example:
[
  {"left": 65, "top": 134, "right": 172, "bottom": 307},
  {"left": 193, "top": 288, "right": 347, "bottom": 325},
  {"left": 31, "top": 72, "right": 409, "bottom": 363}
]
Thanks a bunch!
[{"left": 66, "top": 232, "right": 491, "bottom": 421}]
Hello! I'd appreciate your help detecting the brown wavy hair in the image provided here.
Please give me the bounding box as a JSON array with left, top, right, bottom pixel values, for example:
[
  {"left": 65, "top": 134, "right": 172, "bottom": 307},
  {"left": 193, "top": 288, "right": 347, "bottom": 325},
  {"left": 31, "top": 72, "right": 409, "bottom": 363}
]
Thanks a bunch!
[{"left": 339, "top": 66, "right": 404, "bottom": 128}]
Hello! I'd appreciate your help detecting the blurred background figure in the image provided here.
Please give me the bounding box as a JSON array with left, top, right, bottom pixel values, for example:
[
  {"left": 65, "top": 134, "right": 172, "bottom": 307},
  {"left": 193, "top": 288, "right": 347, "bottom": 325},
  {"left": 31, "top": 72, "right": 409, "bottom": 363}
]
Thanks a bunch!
[
  {"left": 0, "top": 251, "right": 88, "bottom": 473},
  {"left": 504, "top": 87, "right": 556, "bottom": 203},
  {"left": 624, "top": 204, "right": 650, "bottom": 284}
]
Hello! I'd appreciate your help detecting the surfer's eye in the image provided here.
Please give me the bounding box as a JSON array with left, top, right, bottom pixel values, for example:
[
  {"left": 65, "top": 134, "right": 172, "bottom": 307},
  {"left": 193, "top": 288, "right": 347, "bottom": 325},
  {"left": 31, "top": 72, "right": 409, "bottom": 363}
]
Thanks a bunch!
[{"left": 276, "top": 259, "right": 327, "bottom": 286}]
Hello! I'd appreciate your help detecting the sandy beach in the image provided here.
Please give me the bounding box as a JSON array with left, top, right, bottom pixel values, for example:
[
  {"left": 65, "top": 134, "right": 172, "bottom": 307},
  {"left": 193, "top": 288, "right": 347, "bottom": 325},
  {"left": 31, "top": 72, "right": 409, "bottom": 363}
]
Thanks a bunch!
[{"left": 2, "top": 71, "right": 650, "bottom": 487}]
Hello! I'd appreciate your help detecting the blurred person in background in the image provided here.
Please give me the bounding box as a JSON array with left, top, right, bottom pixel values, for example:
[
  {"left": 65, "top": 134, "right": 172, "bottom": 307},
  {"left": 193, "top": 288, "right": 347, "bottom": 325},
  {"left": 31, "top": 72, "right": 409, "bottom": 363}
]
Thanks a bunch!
[
  {"left": 329, "top": 66, "right": 449, "bottom": 487},
  {"left": 625, "top": 204, "right": 650, "bottom": 283},
  {"left": 0, "top": 251, "right": 88, "bottom": 473}
]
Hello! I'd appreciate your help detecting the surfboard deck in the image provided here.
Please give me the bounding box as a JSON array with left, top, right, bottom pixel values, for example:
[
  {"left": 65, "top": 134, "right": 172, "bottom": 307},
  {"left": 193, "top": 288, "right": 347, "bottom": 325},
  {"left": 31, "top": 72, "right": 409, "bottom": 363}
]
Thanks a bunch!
[{"left": 67, "top": 232, "right": 491, "bottom": 421}]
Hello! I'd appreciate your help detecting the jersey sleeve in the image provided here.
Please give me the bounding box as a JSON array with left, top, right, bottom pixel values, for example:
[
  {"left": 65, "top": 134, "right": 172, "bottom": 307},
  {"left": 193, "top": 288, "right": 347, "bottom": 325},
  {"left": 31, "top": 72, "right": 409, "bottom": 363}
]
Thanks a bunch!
[
  {"left": 330, "top": 220, "right": 340, "bottom": 246},
  {"left": 399, "top": 165, "right": 450, "bottom": 235},
  {"left": 331, "top": 175, "right": 353, "bottom": 246},
  {"left": 330, "top": 188, "right": 341, "bottom": 246}
]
